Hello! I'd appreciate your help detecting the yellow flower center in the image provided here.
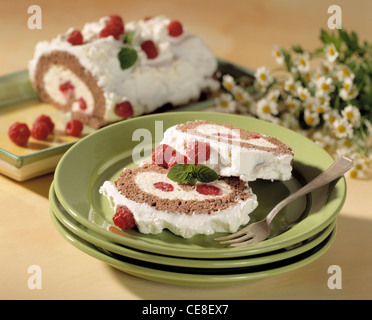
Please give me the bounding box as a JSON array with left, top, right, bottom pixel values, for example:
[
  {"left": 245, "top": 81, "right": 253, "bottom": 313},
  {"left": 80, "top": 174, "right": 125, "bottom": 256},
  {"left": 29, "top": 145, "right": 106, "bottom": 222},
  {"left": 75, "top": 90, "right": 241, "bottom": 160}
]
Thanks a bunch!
[
  {"left": 329, "top": 47, "right": 335, "bottom": 55},
  {"left": 260, "top": 73, "right": 267, "bottom": 81},
  {"left": 321, "top": 83, "right": 330, "bottom": 91},
  {"left": 299, "top": 58, "right": 306, "bottom": 66},
  {"left": 300, "top": 93, "right": 307, "bottom": 100},
  {"left": 328, "top": 116, "right": 336, "bottom": 123},
  {"left": 344, "top": 83, "right": 350, "bottom": 90},
  {"left": 221, "top": 100, "right": 229, "bottom": 108},
  {"left": 225, "top": 82, "right": 233, "bottom": 90},
  {"left": 288, "top": 84, "right": 295, "bottom": 91},
  {"left": 349, "top": 170, "right": 358, "bottom": 178},
  {"left": 235, "top": 93, "right": 243, "bottom": 101},
  {"left": 342, "top": 68, "right": 350, "bottom": 77},
  {"left": 316, "top": 106, "right": 325, "bottom": 113},
  {"left": 305, "top": 116, "right": 315, "bottom": 125},
  {"left": 356, "top": 163, "right": 363, "bottom": 170},
  {"left": 337, "top": 125, "right": 346, "bottom": 133},
  {"left": 346, "top": 111, "right": 354, "bottom": 120},
  {"left": 262, "top": 105, "right": 271, "bottom": 114}
]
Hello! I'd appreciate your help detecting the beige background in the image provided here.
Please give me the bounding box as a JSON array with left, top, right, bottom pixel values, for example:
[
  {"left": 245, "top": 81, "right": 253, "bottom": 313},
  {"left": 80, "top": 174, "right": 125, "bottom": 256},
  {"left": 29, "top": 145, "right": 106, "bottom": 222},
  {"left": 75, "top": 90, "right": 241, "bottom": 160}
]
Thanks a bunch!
[{"left": 1, "top": 0, "right": 372, "bottom": 299}]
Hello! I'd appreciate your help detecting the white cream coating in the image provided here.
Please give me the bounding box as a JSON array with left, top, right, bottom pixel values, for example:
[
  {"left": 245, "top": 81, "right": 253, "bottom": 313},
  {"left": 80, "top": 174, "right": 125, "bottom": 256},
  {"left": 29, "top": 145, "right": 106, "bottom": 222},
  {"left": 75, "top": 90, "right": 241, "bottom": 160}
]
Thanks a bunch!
[
  {"left": 160, "top": 123, "right": 293, "bottom": 181},
  {"left": 29, "top": 15, "right": 219, "bottom": 125},
  {"left": 99, "top": 180, "right": 258, "bottom": 239}
]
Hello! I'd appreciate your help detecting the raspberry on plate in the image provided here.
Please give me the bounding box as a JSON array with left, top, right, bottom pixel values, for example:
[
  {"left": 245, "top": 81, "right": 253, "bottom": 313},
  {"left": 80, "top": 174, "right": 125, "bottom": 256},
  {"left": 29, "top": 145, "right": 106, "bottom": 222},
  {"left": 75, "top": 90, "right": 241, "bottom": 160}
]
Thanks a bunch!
[
  {"left": 152, "top": 144, "right": 176, "bottom": 168},
  {"left": 31, "top": 121, "right": 50, "bottom": 141},
  {"left": 113, "top": 206, "right": 136, "bottom": 229},
  {"left": 34, "top": 114, "right": 54, "bottom": 134},
  {"left": 186, "top": 141, "right": 211, "bottom": 164},
  {"left": 8, "top": 122, "right": 30, "bottom": 146},
  {"left": 65, "top": 119, "right": 84, "bottom": 137}
]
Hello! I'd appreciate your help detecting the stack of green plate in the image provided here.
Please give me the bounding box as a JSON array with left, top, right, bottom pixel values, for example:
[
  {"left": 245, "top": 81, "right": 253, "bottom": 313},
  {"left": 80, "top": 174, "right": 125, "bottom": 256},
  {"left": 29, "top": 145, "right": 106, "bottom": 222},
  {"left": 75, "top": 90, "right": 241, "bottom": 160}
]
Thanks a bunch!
[{"left": 50, "top": 112, "right": 346, "bottom": 287}]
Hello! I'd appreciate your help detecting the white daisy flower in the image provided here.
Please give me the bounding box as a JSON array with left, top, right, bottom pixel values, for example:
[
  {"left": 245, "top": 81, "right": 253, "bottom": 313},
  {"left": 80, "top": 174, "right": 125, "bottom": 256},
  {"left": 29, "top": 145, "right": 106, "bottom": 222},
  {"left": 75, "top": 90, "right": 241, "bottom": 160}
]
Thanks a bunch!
[
  {"left": 294, "top": 53, "right": 310, "bottom": 73},
  {"left": 316, "top": 76, "right": 335, "bottom": 95},
  {"left": 222, "top": 74, "right": 236, "bottom": 91},
  {"left": 324, "top": 43, "right": 339, "bottom": 63},
  {"left": 284, "top": 77, "right": 300, "bottom": 95},
  {"left": 255, "top": 66, "right": 273, "bottom": 86},
  {"left": 347, "top": 157, "right": 368, "bottom": 179},
  {"left": 297, "top": 86, "right": 311, "bottom": 101},
  {"left": 339, "top": 85, "right": 359, "bottom": 101},
  {"left": 285, "top": 96, "right": 301, "bottom": 113},
  {"left": 337, "top": 64, "right": 355, "bottom": 81},
  {"left": 323, "top": 109, "right": 341, "bottom": 126},
  {"left": 304, "top": 109, "right": 320, "bottom": 127},
  {"left": 272, "top": 45, "right": 284, "bottom": 65},
  {"left": 333, "top": 118, "right": 354, "bottom": 139},
  {"left": 320, "top": 60, "right": 334, "bottom": 74},
  {"left": 215, "top": 93, "right": 236, "bottom": 113},
  {"left": 266, "top": 88, "right": 281, "bottom": 102},
  {"left": 315, "top": 91, "right": 330, "bottom": 107},
  {"left": 364, "top": 119, "right": 372, "bottom": 135},
  {"left": 256, "top": 98, "right": 278, "bottom": 121},
  {"left": 341, "top": 105, "right": 361, "bottom": 128}
]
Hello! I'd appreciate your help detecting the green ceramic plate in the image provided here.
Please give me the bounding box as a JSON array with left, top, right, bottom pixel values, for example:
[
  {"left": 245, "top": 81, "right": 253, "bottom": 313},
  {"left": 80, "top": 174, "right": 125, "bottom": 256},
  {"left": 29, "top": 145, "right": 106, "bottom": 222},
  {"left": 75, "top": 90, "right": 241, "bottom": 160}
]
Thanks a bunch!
[
  {"left": 50, "top": 181, "right": 336, "bottom": 269},
  {"left": 50, "top": 208, "right": 336, "bottom": 287},
  {"left": 54, "top": 112, "right": 347, "bottom": 259}
]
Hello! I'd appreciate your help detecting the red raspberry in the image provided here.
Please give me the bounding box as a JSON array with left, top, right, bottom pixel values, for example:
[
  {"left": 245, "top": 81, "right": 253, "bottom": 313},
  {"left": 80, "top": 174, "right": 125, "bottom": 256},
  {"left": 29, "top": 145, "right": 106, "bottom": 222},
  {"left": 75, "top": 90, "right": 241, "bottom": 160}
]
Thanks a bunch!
[
  {"left": 108, "top": 15, "right": 124, "bottom": 32},
  {"left": 99, "top": 15, "right": 124, "bottom": 40},
  {"left": 151, "top": 144, "right": 176, "bottom": 168},
  {"left": 113, "top": 206, "right": 136, "bottom": 230},
  {"left": 186, "top": 141, "right": 211, "bottom": 164},
  {"left": 67, "top": 29, "right": 83, "bottom": 45},
  {"left": 65, "top": 119, "right": 83, "bottom": 137},
  {"left": 212, "top": 132, "right": 235, "bottom": 139},
  {"left": 141, "top": 40, "right": 158, "bottom": 59},
  {"left": 250, "top": 133, "right": 261, "bottom": 139},
  {"left": 31, "top": 121, "right": 50, "bottom": 141},
  {"left": 167, "top": 20, "right": 183, "bottom": 37},
  {"left": 168, "top": 153, "right": 188, "bottom": 168},
  {"left": 59, "top": 81, "right": 75, "bottom": 97},
  {"left": 8, "top": 122, "right": 30, "bottom": 146},
  {"left": 114, "top": 101, "right": 134, "bottom": 119},
  {"left": 78, "top": 97, "right": 87, "bottom": 111},
  {"left": 153, "top": 182, "right": 174, "bottom": 192},
  {"left": 34, "top": 114, "right": 54, "bottom": 134},
  {"left": 196, "top": 184, "right": 222, "bottom": 196}
]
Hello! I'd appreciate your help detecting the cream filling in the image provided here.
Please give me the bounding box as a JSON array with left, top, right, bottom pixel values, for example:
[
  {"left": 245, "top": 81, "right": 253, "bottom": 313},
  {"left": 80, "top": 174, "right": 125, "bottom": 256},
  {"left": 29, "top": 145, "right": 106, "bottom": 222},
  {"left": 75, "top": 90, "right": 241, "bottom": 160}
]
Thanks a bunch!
[
  {"left": 99, "top": 180, "right": 258, "bottom": 239},
  {"left": 43, "top": 64, "right": 94, "bottom": 114},
  {"left": 134, "top": 171, "right": 231, "bottom": 200}
]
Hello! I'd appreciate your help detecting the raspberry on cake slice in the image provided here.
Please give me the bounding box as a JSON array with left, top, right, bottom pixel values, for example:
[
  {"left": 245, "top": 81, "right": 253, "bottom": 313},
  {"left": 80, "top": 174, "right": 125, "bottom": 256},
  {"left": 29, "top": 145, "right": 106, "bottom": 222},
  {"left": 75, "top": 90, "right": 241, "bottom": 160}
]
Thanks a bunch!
[
  {"left": 160, "top": 120, "right": 294, "bottom": 181},
  {"left": 99, "top": 163, "right": 258, "bottom": 239}
]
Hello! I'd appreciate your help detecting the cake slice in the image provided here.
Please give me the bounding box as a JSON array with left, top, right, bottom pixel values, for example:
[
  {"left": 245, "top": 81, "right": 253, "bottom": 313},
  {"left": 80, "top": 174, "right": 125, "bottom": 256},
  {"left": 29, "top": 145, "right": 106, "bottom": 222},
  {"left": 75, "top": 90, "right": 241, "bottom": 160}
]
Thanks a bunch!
[
  {"left": 29, "top": 15, "right": 219, "bottom": 128},
  {"left": 99, "top": 163, "right": 258, "bottom": 238},
  {"left": 159, "top": 120, "right": 294, "bottom": 181}
]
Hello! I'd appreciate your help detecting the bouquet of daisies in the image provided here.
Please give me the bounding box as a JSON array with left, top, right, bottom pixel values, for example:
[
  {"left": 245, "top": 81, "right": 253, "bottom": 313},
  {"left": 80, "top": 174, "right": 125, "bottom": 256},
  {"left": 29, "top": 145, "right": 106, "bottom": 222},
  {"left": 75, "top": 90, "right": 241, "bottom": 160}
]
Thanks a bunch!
[{"left": 216, "top": 29, "right": 372, "bottom": 178}]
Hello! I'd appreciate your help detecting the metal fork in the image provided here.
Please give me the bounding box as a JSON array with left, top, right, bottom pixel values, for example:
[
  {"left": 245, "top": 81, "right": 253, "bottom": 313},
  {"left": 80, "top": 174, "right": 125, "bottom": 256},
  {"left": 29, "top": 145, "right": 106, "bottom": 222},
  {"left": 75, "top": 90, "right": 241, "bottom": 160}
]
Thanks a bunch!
[{"left": 215, "top": 155, "right": 353, "bottom": 247}]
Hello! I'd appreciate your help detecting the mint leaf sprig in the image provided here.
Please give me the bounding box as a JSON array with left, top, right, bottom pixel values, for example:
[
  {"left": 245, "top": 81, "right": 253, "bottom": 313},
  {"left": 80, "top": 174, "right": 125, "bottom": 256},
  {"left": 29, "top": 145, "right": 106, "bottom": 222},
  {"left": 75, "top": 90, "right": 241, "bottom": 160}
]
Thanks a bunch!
[{"left": 167, "top": 164, "right": 218, "bottom": 186}]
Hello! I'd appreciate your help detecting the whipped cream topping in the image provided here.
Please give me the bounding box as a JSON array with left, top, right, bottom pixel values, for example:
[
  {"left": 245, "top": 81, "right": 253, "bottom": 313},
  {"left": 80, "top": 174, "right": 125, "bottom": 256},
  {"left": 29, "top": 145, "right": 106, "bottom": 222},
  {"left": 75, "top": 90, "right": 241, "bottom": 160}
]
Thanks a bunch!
[{"left": 29, "top": 15, "right": 219, "bottom": 125}]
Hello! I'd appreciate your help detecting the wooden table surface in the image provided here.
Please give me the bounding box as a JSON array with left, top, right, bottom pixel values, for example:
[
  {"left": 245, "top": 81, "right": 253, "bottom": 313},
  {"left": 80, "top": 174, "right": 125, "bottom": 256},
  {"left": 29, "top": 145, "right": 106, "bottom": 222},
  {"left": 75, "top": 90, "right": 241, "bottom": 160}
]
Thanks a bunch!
[{"left": 1, "top": 0, "right": 372, "bottom": 300}]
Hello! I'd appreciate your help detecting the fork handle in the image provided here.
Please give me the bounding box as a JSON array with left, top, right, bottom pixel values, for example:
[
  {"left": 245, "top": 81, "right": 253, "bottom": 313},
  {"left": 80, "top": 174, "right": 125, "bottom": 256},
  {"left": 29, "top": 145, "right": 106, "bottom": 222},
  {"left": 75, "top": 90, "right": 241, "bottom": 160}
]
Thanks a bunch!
[{"left": 266, "top": 155, "right": 353, "bottom": 225}]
